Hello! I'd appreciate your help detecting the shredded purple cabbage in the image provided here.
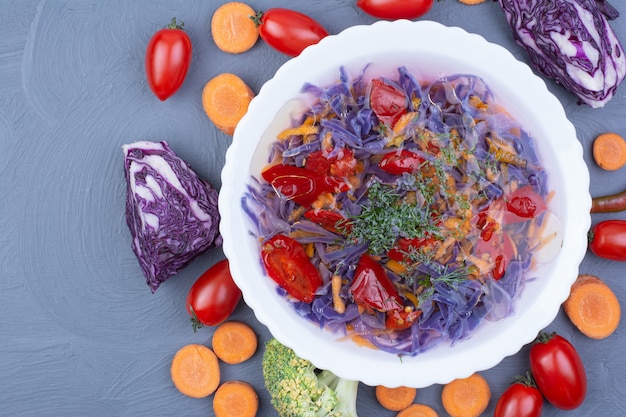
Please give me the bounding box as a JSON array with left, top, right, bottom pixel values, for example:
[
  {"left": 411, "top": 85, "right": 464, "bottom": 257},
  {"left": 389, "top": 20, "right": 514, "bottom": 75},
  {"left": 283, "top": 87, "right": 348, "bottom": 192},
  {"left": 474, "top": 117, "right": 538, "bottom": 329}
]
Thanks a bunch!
[
  {"left": 123, "top": 141, "right": 221, "bottom": 292},
  {"left": 243, "top": 67, "right": 550, "bottom": 356}
]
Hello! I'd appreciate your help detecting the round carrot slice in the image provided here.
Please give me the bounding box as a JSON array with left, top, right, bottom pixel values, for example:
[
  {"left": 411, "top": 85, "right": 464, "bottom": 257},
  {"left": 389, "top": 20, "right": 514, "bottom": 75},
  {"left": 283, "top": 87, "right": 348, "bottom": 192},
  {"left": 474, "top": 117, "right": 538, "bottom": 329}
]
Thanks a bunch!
[
  {"left": 564, "top": 273, "right": 621, "bottom": 339},
  {"left": 202, "top": 72, "right": 254, "bottom": 135},
  {"left": 441, "top": 373, "right": 490, "bottom": 417},
  {"left": 593, "top": 132, "right": 626, "bottom": 171},
  {"left": 170, "top": 344, "right": 220, "bottom": 398},
  {"left": 213, "top": 380, "right": 259, "bottom": 417},
  {"left": 211, "top": 2, "right": 259, "bottom": 54},
  {"left": 375, "top": 385, "right": 417, "bottom": 411},
  {"left": 212, "top": 321, "right": 258, "bottom": 364},
  {"left": 396, "top": 403, "right": 439, "bottom": 417}
]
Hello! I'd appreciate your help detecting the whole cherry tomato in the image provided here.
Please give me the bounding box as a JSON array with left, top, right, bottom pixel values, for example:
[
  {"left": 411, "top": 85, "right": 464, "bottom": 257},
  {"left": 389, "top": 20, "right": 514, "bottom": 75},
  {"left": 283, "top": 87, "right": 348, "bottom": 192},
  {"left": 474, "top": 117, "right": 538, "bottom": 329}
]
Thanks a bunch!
[
  {"left": 378, "top": 149, "right": 424, "bottom": 174},
  {"left": 261, "top": 234, "right": 323, "bottom": 303},
  {"left": 350, "top": 254, "right": 403, "bottom": 312},
  {"left": 186, "top": 259, "right": 242, "bottom": 332},
  {"left": 145, "top": 17, "right": 192, "bottom": 101},
  {"left": 529, "top": 332, "right": 587, "bottom": 410},
  {"left": 251, "top": 8, "right": 328, "bottom": 57},
  {"left": 369, "top": 79, "right": 408, "bottom": 126},
  {"left": 357, "top": 0, "right": 434, "bottom": 20},
  {"left": 588, "top": 219, "right": 626, "bottom": 261},
  {"left": 494, "top": 373, "right": 543, "bottom": 417}
]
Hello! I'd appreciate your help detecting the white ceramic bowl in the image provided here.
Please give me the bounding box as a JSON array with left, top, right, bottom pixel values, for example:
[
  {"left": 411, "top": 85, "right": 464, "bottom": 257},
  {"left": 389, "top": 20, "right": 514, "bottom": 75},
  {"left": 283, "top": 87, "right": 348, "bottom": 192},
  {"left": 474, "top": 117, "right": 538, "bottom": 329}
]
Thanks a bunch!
[{"left": 219, "top": 20, "right": 590, "bottom": 388}]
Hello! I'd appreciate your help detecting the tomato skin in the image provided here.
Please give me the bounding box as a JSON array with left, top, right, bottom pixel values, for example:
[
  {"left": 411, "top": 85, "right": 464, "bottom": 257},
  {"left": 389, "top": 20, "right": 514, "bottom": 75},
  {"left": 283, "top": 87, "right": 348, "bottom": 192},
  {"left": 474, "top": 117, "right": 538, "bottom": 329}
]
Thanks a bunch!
[
  {"left": 303, "top": 209, "right": 352, "bottom": 234},
  {"left": 145, "top": 18, "right": 192, "bottom": 101},
  {"left": 530, "top": 333, "right": 587, "bottom": 410},
  {"left": 494, "top": 382, "right": 543, "bottom": 417},
  {"left": 186, "top": 260, "right": 242, "bottom": 331},
  {"left": 357, "top": 0, "right": 434, "bottom": 20},
  {"left": 504, "top": 185, "right": 546, "bottom": 221},
  {"left": 588, "top": 220, "right": 626, "bottom": 261},
  {"left": 379, "top": 150, "right": 424, "bottom": 174},
  {"left": 261, "top": 234, "right": 323, "bottom": 303},
  {"left": 253, "top": 8, "right": 328, "bottom": 57},
  {"left": 350, "top": 254, "right": 403, "bottom": 312},
  {"left": 369, "top": 79, "right": 408, "bottom": 126}
]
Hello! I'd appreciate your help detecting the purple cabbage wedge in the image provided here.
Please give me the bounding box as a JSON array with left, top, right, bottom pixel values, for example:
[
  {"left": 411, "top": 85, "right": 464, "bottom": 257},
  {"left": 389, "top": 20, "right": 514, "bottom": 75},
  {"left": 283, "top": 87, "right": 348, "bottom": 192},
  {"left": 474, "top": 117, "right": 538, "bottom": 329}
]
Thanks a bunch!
[
  {"left": 498, "top": 0, "right": 626, "bottom": 108},
  {"left": 123, "top": 141, "right": 221, "bottom": 292}
]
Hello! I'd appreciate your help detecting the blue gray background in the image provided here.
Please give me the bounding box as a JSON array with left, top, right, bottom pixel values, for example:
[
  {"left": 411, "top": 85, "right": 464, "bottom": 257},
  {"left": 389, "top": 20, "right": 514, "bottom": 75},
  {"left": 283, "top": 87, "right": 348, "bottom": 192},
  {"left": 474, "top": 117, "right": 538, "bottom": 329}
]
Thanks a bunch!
[{"left": 2, "top": 1, "right": 625, "bottom": 416}]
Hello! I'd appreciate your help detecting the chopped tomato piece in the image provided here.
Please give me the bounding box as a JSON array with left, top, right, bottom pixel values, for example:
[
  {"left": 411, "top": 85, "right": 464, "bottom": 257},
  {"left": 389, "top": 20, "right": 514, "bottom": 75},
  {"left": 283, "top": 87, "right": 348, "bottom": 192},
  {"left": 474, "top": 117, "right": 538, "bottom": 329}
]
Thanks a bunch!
[
  {"left": 261, "top": 234, "right": 323, "bottom": 303},
  {"left": 379, "top": 149, "right": 424, "bottom": 175},
  {"left": 262, "top": 164, "right": 345, "bottom": 207},
  {"left": 369, "top": 79, "right": 408, "bottom": 127},
  {"left": 303, "top": 209, "right": 352, "bottom": 234},
  {"left": 505, "top": 185, "right": 547, "bottom": 221},
  {"left": 350, "top": 254, "right": 403, "bottom": 311},
  {"left": 386, "top": 308, "right": 421, "bottom": 330}
]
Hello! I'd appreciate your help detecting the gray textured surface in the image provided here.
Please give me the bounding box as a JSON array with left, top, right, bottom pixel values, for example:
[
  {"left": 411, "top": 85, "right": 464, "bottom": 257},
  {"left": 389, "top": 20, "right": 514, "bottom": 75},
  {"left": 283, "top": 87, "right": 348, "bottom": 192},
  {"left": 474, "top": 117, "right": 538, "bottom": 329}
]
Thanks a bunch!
[{"left": 2, "top": 1, "right": 625, "bottom": 416}]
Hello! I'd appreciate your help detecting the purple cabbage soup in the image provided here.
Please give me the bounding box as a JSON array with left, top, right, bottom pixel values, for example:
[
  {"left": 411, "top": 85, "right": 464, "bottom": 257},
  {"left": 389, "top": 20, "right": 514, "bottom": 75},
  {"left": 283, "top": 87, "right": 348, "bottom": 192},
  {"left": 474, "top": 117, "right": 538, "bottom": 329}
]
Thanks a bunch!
[{"left": 242, "top": 66, "right": 553, "bottom": 356}]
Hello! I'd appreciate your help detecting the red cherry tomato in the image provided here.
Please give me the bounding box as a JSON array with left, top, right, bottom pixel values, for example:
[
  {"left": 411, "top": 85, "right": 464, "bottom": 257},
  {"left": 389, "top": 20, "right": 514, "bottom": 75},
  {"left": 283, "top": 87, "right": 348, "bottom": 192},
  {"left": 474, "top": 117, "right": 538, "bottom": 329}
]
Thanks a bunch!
[
  {"left": 379, "top": 149, "right": 424, "bottom": 174},
  {"left": 387, "top": 236, "right": 435, "bottom": 262},
  {"left": 186, "top": 259, "right": 242, "bottom": 331},
  {"left": 494, "top": 377, "right": 543, "bottom": 417},
  {"left": 357, "top": 0, "right": 434, "bottom": 20},
  {"left": 529, "top": 332, "right": 587, "bottom": 410},
  {"left": 588, "top": 219, "right": 626, "bottom": 261},
  {"left": 145, "top": 18, "right": 192, "bottom": 101},
  {"left": 251, "top": 8, "right": 328, "bottom": 57},
  {"left": 350, "top": 254, "right": 403, "bottom": 312},
  {"left": 261, "top": 234, "right": 323, "bottom": 303},
  {"left": 369, "top": 79, "right": 408, "bottom": 126},
  {"left": 385, "top": 308, "right": 421, "bottom": 330}
]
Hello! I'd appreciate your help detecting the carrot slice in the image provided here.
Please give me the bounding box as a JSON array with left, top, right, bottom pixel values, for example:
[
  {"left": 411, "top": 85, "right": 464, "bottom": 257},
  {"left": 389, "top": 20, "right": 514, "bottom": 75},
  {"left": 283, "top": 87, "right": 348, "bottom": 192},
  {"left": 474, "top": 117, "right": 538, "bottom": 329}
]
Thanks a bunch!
[
  {"left": 213, "top": 380, "right": 259, "bottom": 417},
  {"left": 171, "top": 344, "right": 220, "bottom": 398},
  {"left": 211, "top": 2, "right": 259, "bottom": 54},
  {"left": 441, "top": 373, "right": 490, "bottom": 417},
  {"left": 396, "top": 403, "right": 439, "bottom": 417},
  {"left": 212, "top": 321, "right": 258, "bottom": 364},
  {"left": 563, "top": 273, "right": 621, "bottom": 339},
  {"left": 202, "top": 73, "right": 254, "bottom": 135},
  {"left": 376, "top": 385, "right": 417, "bottom": 411},
  {"left": 592, "top": 132, "right": 626, "bottom": 171},
  {"left": 457, "top": 0, "right": 487, "bottom": 4}
]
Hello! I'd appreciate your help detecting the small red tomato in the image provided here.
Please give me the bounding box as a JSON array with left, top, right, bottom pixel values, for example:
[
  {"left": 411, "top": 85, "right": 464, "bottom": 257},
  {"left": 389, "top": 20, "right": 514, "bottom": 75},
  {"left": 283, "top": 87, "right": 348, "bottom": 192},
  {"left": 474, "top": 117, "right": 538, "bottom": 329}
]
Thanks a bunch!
[
  {"left": 303, "top": 209, "right": 352, "bottom": 234},
  {"left": 386, "top": 308, "right": 421, "bottom": 330},
  {"left": 357, "top": 0, "right": 434, "bottom": 20},
  {"left": 251, "top": 8, "right": 328, "bottom": 57},
  {"left": 145, "top": 17, "right": 192, "bottom": 101},
  {"left": 530, "top": 332, "right": 587, "bottom": 410},
  {"left": 350, "top": 254, "right": 403, "bottom": 312},
  {"left": 186, "top": 259, "right": 242, "bottom": 331},
  {"left": 494, "top": 375, "right": 543, "bottom": 417},
  {"left": 261, "top": 234, "right": 323, "bottom": 303},
  {"left": 588, "top": 219, "right": 626, "bottom": 261},
  {"left": 378, "top": 149, "right": 424, "bottom": 174},
  {"left": 369, "top": 79, "right": 408, "bottom": 126}
]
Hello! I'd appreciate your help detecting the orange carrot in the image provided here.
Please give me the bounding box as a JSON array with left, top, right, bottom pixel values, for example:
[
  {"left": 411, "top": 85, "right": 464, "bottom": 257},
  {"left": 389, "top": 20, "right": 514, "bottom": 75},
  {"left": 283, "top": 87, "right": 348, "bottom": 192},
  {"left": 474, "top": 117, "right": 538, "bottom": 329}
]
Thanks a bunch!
[
  {"left": 592, "top": 132, "right": 626, "bottom": 171},
  {"left": 396, "top": 403, "right": 439, "bottom": 417},
  {"left": 211, "top": 2, "right": 259, "bottom": 54},
  {"left": 212, "top": 321, "right": 258, "bottom": 364},
  {"left": 202, "top": 73, "right": 254, "bottom": 135},
  {"left": 457, "top": 0, "right": 487, "bottom": 4},
  {"left": 213, "top": 380, "right": 259, "bottom": 417},
  {"left": 171, "top": 344, "right": 220, "bottom": 398},
  {"left": 375, "top": 385, "right": 417, "bottom": 411},
  {"left": 441, "top": 373, "right": 491, "bottom": 417},
  {"left": 563, "top": 273, "right": 621, "bottom": 339}
]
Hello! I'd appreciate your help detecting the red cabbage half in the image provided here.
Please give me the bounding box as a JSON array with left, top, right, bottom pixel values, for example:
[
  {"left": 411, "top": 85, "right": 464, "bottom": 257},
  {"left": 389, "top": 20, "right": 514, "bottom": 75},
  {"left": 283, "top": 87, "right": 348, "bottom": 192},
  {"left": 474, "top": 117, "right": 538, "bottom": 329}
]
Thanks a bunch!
[
  {"left": 123, "top": 141, "right": 221, "bottom": 292},
  {"left": 498, "top": 0, "right": 626, "bottom": 108}
]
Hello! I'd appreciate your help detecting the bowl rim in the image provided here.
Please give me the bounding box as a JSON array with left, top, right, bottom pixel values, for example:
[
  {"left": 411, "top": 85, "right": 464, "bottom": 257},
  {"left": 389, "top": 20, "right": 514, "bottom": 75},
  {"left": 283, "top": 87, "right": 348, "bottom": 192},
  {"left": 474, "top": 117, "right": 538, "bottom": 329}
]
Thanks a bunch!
[{"left": 219, "top": 19, "right": 591, "bottom": 388}]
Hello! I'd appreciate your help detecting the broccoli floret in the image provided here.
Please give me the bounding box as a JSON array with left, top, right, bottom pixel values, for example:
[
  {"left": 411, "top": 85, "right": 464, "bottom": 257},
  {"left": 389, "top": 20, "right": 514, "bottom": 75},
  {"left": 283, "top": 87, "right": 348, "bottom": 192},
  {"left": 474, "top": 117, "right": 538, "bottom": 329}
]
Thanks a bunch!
[{"left": 262, "top": 338, "right": 359, "bottom": 417}]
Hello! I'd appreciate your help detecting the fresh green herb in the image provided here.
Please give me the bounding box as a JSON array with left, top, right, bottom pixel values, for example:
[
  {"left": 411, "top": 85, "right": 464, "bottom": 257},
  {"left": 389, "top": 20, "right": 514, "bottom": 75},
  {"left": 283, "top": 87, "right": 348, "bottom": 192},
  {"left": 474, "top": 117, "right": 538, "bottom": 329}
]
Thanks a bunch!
[{"left": 347, "top": 181, "right": 440, "bottom": 255}]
